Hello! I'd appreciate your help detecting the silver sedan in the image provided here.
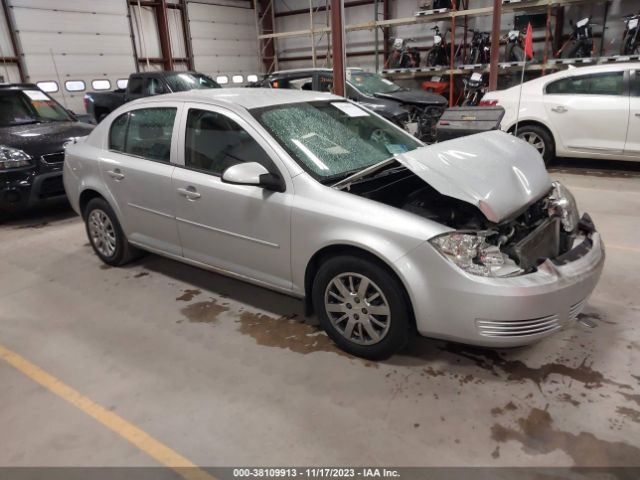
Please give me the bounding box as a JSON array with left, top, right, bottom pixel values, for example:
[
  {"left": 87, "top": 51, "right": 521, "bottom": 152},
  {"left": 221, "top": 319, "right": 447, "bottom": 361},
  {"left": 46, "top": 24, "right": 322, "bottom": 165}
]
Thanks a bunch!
[{"left": 63, "top": 88, "right": 604, "bottom": 359}]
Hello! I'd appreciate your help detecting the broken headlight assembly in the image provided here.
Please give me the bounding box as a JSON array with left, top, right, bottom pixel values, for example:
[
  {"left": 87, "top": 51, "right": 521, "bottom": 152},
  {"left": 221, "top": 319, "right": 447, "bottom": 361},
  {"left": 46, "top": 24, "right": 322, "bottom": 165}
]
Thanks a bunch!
[
  {"left": 547, "top": 181, "right": 579, "bottom": 233},
  {"left": 430, "top": 231, "right": 523, "bottom": 277},
  {"left": 0, "top": 145, "right": 32, "bottom": 170}
]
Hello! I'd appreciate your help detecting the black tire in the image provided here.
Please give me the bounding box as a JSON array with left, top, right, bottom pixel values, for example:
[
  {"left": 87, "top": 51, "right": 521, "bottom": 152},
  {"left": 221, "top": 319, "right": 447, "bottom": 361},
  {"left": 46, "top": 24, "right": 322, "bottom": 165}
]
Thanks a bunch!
[
  {"left": 425, "top": 48, "right": 439, "bottom": 67},
  {"left": 515, "top": 124, "right": 555, "bottom": 165},
  {"left": 312, "top": 255, "right": 412, "bottom": 360},
  {"left": 84, "top": 197, "right": 141, "bottom": 266},
  {"left": 563, "top": 42, "right": 581, "bottom": 59}
]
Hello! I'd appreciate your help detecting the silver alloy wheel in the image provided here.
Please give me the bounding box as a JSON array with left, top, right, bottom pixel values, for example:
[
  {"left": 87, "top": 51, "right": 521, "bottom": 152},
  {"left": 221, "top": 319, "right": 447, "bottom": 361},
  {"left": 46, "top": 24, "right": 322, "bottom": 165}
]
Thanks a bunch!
[
  {"left": 518, "top": 131, "right": 546, "bottom": 156},
  {"left": 324, "top": 272, "right": 391, "bottom": 345},
  {"left": 88, "top": 209, "right": 117, "bottom": 258}
]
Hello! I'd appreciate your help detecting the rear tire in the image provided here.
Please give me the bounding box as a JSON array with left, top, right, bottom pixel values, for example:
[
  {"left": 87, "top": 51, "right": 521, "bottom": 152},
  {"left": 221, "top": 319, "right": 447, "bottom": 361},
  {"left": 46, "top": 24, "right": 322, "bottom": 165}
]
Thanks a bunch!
[
  {"left": 515, "top": 124, "right": 555, "bottom": 165},
  {"left": 84, "top": 197, "right": 142, "bottom": 266},
  {"left": 312, "top": 255, "right": 412, "bottom": 360}
]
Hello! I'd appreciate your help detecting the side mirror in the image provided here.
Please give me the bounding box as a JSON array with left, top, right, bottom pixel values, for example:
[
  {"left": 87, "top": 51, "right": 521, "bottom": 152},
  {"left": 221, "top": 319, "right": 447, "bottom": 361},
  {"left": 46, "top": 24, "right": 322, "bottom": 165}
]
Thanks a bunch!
[
  {"left": 221, "top": 162, "right": 285, "bottom": 192},
  {"left": 66, "top": 108, "right": 78, "bottom": 120}
]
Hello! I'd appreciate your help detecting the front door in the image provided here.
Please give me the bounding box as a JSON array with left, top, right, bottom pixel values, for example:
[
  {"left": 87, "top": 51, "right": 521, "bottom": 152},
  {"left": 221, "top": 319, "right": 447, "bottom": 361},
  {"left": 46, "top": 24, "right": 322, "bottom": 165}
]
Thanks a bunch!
[
  {"left": 172, "top": 105, "right": 292, "bottom": 290},
  {"left": 624, "top": 69, "right": 640, "bottom": 157},
  {"left": 100, "top": 105, "right": 181, "bottom": 255},
  {"left": 543, "top": 70, "right": 629, "bottom": 155}
]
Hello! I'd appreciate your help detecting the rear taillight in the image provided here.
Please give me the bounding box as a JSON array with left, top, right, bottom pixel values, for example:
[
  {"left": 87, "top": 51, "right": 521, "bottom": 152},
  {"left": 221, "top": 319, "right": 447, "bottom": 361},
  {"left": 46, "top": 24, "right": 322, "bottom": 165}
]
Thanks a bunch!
[{"left": 478, "top": 99, "right": 498, "bottom": 107}]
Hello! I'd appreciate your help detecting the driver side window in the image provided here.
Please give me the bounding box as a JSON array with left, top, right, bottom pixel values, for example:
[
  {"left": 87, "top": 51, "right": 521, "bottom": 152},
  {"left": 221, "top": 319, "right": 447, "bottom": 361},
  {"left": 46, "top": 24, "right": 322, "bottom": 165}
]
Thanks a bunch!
[{"left": 184, "top": 109, "right": 275, "bottom": 175}]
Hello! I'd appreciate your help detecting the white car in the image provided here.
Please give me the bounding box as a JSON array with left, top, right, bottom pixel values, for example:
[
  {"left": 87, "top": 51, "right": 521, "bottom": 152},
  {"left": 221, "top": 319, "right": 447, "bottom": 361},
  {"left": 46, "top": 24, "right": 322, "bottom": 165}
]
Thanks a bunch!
[{"left": 481, "top": 63, "right": 639, "bottom": 164}]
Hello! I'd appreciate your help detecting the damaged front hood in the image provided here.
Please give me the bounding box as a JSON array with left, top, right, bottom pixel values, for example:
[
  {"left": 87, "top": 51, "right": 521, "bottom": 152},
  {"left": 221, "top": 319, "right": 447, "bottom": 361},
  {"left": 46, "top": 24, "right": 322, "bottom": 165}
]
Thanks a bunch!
[{"left": 396, "top": 130, "right": 551, "bottom": 223}]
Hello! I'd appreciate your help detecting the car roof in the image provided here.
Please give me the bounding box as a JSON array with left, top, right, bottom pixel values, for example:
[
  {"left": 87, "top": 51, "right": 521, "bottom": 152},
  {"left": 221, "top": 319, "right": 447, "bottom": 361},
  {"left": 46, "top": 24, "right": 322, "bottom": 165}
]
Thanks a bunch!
[
  {"left": 270, "top": 67, "right": 364, "bottom": 75},
  {"left": 144, "top": 87, "right": 343, "bottom": 109},
  {"left": 0, "top": 83, "right": 39, "bottom": 90}
]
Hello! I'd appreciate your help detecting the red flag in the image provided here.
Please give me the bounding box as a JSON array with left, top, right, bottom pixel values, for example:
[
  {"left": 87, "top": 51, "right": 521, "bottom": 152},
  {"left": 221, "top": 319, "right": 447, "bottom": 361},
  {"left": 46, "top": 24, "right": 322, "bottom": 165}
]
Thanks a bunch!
[{"left": 524, "top": 23, "right": 534, "bottom": 60}]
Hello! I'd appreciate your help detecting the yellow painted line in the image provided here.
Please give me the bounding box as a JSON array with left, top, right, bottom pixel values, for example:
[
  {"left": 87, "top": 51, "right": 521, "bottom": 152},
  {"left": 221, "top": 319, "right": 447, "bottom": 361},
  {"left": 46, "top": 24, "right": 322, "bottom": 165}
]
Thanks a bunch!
[
  {"left": 607, "top": 243, "right": 640, "bottom": 254},
  {"left": 0, "top": 344, "right": 216, "bottom": 480}
]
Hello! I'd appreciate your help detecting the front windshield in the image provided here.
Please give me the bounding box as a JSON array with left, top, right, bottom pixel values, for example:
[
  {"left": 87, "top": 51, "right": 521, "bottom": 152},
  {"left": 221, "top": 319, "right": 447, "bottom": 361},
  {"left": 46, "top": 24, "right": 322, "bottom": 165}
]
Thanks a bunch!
[
  {"left": 165, "top": 73, "right": 221, "bottom": 91},
  {"left": 349, "top": 72, "right": 403, "bottom": 96},
  {"left": 0, "top": 89, "right": 72, "bottom": 127},
  {"left": 252, "top": 101, "right": 422, "bottom": 181}
]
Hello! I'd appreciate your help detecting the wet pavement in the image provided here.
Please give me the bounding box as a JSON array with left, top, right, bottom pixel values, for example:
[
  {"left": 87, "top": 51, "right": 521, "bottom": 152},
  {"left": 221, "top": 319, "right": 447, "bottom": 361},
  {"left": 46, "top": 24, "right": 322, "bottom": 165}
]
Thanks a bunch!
[{"left": 0, "top": 168, "right": 638, "bottom": 467}]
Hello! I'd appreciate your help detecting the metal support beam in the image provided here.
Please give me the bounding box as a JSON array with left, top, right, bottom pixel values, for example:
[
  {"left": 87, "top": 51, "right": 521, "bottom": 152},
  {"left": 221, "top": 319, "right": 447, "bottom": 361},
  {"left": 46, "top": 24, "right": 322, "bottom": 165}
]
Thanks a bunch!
[
  {"left": 331, "top": 0, "right": 345, "bottom": 97},
  {"left": 256, "top": 0, "right": 277, "bottom": 73},
  {"left": 488, "top": 0, "right": 502, "bottom": 91},
  {"left": 1, "top": 0, "right": 25, "bottom": 82},
  {"left": 180, "top": 0, "right": 195, "bottom": 70},
  {"left": 382, "top": 0, "right": 389, "bottom": 70},
  {"left": 155, "top": 0, "right": 173, "bottom": 70}
]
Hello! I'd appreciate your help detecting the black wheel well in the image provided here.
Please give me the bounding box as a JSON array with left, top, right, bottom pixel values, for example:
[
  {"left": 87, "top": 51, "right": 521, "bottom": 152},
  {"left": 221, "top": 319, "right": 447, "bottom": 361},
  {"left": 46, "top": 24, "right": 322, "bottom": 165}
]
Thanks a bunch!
[
  {"left": 303, "top": 245, "right": 415, "bottom": 327},
  {"left": 78, "top": 189, "right": 103, "bottom": 219},
  {"left": 507, "top": 120, "right": 552, "bottom": 138}
]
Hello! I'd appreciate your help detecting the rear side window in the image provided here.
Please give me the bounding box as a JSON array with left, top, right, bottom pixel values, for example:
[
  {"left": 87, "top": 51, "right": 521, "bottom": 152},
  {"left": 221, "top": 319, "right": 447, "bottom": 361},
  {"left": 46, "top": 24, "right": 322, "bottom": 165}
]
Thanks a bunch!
[
  {"left": 109, "top": 107, "right": 176, "bottom": 162},
  {"left": 127, "top": 77, "right": 143, "bottom": 94},
  {"left": 546, "top": 72, "right": 624, "bottom": 96},
  {"left": 109, "top": 113, "right": 128, "bottom": 152}
]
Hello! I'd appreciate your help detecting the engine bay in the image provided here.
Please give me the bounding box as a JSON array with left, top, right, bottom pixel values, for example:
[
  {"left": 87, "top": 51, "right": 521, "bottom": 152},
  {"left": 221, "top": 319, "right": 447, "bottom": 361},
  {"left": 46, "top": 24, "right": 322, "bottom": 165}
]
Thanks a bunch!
[{"left": 343, "top": 164, "right": 577, "bottom": 271}]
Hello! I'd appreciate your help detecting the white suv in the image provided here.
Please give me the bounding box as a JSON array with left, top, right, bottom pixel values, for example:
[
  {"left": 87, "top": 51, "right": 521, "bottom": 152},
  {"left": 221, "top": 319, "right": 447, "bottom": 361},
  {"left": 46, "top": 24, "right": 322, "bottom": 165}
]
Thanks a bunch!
[{"left": 481, "top": 63, "right": 640, "bottom": 164}]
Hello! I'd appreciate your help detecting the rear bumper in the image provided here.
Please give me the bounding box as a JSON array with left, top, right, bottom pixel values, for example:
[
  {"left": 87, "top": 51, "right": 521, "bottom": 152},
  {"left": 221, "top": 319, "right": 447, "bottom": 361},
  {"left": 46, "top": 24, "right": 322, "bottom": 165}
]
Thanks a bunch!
[{"left": 395, "top": 219, "right": 605, "bottom": 347}]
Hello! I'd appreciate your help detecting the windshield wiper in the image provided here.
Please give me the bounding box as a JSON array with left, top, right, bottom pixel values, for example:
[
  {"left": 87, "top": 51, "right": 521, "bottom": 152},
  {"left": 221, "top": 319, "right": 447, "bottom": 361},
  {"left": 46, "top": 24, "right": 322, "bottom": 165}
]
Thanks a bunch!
[{"left": 331, "top": 157, "right": 397, "bottom": 190}]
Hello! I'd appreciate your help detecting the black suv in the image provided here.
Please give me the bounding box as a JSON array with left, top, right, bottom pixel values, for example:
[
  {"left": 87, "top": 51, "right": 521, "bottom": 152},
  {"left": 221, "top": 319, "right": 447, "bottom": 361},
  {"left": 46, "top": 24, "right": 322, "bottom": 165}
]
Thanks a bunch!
[
  {"left": 0, "top": 84, "right": 93, "bottom": 213},
  {"left": 250, "top": 68, "right": 448, "bottom": 142}
]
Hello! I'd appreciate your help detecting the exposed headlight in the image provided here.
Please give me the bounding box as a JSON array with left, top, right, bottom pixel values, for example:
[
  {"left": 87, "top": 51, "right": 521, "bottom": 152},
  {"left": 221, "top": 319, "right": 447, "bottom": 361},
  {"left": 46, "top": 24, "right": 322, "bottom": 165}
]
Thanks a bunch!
[
  {"left": 430, "top": 231, "right": 523, "bottom": 277},
  {"left": 0, "top": 145, "right": 32, "bottom": 170},
  {"left": 548, "top": 181, "right": 579, "bottom": 233}
]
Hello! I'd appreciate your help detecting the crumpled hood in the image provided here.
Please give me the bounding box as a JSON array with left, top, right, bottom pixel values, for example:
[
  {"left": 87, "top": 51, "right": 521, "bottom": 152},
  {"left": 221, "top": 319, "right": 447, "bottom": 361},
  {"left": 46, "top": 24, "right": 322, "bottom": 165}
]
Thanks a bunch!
[{"left": 395, "top": 130, "right": 552, "bottom": 223}]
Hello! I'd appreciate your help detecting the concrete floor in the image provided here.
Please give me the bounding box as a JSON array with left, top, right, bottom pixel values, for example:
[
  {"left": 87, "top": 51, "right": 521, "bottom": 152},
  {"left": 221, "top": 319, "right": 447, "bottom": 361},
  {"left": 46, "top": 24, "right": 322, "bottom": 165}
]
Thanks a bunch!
[{"left": 1, "top": 166, "right": 639, "bottom": 468}]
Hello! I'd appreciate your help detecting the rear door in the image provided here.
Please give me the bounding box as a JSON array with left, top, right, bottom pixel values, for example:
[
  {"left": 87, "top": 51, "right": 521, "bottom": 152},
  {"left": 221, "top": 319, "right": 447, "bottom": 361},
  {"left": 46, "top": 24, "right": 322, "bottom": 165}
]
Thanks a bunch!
[
  {"left": 543, "top": 70, "right": 629, "bottom": 155},
  {"left": 624, "top": 68, "right": 640, "bottom": 158},
  {"left": 100, "top": 103, "right": 182, "bottom": 254}
]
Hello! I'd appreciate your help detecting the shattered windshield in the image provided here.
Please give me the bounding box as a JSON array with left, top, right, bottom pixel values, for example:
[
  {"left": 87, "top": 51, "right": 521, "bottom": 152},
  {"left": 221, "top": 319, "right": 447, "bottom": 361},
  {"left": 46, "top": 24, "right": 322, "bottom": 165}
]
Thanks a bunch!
[
  {"left": 252, "top": 101, "right": 421, "bottom": 181},
  {"left": 348, "top": 72, "right": 403, "bottom": 96}
]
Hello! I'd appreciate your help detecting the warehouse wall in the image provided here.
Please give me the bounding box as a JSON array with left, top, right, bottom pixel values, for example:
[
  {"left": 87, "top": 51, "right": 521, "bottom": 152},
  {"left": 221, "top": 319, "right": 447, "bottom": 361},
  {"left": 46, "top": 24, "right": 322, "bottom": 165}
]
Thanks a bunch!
[
  {"left": 0, "top": 0, "right": 260, "bottom": 112},
  {"left": 274, "top": 0, "right": 639, "bottom": 72}
]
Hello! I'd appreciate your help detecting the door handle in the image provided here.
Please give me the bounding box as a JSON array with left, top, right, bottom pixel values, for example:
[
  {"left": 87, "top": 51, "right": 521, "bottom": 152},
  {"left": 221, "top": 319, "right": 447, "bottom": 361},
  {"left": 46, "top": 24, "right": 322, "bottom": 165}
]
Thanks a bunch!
[
  {"left": 177, "top": 186, "right": 201, "bottom": 200},
  {"left": 635, "top": 113, "right": 640, "bottom": 117},
  {"left": 107, "top": 169, "right": 125, "bottom": 181},
  {"left": 551, "top": 106, "right": 568, "bottom": 113}
]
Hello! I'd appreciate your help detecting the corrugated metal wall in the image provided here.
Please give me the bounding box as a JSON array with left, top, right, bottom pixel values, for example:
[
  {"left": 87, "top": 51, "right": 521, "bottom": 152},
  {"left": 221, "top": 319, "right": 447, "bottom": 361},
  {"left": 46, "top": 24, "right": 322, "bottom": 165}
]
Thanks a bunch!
[{"left": 0, "top": 0, "right": 260, "bottom": 112}]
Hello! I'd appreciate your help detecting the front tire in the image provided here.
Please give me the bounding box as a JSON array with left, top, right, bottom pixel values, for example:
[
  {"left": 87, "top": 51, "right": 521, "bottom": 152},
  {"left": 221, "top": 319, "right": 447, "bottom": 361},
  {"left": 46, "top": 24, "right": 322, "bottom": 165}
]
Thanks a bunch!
[
  {"left": 312, "top": 255, "right": 412, "bottom": 360},
  {"left": 84, "top": 197, "right": 141, "bottom": 266},
  {"left": 516, "top": 124, "right": 555, "bottom": 165}
]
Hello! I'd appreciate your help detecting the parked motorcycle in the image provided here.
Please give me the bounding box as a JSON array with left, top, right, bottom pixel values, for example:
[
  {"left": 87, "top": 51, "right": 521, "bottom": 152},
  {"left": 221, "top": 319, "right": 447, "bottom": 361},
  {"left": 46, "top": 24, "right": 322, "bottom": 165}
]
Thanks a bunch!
[
  {"left": 559, "top": 17, "right": 594, "bottom": 58},
  {"left": 466, "top": 29, "right": 491, "bottom": 64},
  {"left": 504, "top": 28, "right": 526, "bottom": 62},
  {"left": 621, "top": 14, "right": 640, "bottom": 55},
  {"left": 388, "top": 38, "right": 421, "bottom": 68},
  {"left": 461, "top": 72, "right": 485, "bottom": 106},
  {"left": 424, "top": 26, "right": 451, "bottom": 66},
  {"left": 421, "top": 75, "right": 449, "bottom": 97}
]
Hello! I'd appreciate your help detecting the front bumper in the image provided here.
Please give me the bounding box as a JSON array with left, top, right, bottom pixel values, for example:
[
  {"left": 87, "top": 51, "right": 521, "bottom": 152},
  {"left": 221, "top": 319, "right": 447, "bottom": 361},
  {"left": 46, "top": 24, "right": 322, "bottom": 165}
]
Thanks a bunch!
[
  {"left": 1, "top": 168, "right": 66, "bottom": 212},
  {"left": 395, "top": 217, "right": 605, "bottom": 347}
]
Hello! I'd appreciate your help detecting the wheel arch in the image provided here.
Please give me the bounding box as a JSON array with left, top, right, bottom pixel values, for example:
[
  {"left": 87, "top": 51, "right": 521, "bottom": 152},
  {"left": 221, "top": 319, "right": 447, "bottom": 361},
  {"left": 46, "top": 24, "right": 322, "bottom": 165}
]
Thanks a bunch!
[
  {"left": 303, "top": 244, "right": 416, "bottom": 328},
  {"left": 506, "top": 119, "right": 557, "bottom": 152},
  {"left": 78, "top": 187, "right": 122, "bottom": 222}
]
